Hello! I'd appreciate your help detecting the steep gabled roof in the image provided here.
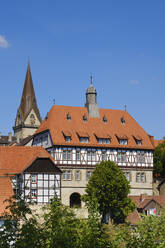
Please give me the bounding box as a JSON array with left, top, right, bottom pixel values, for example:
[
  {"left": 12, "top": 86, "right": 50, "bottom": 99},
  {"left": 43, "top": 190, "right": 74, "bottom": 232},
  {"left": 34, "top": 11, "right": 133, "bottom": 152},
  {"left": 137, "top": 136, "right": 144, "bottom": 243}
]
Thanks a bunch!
[
  {"left": 17, "top": 63, "right": 41, "bottom": 123},
  {"left": 35, "top": 105, "right": 154, "bottom": 150},
  {"left": 0, "top": 146, "right": 54, "bottom": 174}
]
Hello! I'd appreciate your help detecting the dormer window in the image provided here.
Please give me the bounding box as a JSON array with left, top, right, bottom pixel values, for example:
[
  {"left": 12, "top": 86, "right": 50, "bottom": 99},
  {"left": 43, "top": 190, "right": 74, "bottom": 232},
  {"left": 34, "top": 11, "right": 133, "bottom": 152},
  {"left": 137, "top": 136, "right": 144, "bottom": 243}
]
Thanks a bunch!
[
  {"left": 98, "top": 138, "right": 110, "bottom": 144},
  {"left": 62, "top": 131, "right": 72, "bottom": 142},
  {"left": 103, "top": 115, "right": 107, "bottom": 123},
  {"left": 77, "top": 131, "right": 89, "bottom": 143},
  {"left": 66, "top": 113, "right": 71, "bottom": 120},
  {"left": 95, "top": 132, "right": 111, "bottom": 144},
  {"left": 121, "top": 117, "right": 125, "bottom": 125},
  {"left": 79, "top": 137, "right": 89, "bottom": 143},
  {"left": 116, "top": 134, "right": 128, "bottom": 145},
  {"left": 133, "top": 135, "right": 142, "bottom": 146},
  {"left": 65, "top": 136, "right": 71, "bottom": 142},
  {"left": 83, "top": 115, "right": 87, "bottom": 122},
  {"left": 119, "top": 139, "right": 128, "bottom": 145}
]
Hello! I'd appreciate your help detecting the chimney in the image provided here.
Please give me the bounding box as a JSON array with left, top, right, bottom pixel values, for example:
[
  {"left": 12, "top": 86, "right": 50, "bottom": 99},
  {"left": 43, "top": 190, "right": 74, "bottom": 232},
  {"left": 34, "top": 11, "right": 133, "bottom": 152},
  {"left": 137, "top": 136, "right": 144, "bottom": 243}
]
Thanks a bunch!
[{"left": 8, "top": 132, "right": 12, "bottom": 142}]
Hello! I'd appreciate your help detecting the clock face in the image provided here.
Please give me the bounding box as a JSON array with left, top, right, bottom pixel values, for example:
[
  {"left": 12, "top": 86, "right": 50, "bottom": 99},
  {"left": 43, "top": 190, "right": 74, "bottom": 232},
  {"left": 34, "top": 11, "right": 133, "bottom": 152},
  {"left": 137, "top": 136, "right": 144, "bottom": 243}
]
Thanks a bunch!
[{"left": 30, "top": 114, "right": 36, "bottom": 125}]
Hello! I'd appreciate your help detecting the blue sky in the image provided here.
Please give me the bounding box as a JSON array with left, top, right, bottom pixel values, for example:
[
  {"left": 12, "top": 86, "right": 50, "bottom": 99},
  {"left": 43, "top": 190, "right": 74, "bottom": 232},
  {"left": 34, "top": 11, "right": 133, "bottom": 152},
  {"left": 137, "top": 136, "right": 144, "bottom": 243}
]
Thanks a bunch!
[{"left": 0, "top": 1, "right": 165, "bottom": 139}]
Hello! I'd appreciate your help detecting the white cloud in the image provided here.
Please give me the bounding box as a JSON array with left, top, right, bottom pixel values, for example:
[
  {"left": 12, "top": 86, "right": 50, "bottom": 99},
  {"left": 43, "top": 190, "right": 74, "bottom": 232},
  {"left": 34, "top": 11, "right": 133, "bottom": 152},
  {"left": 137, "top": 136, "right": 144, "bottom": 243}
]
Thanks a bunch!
[
  {"left": 0, "top": 35, "right": 9, "bottom": 48},
  {"left": 129, "top": 80, "right": 140, "bottom": 85}
]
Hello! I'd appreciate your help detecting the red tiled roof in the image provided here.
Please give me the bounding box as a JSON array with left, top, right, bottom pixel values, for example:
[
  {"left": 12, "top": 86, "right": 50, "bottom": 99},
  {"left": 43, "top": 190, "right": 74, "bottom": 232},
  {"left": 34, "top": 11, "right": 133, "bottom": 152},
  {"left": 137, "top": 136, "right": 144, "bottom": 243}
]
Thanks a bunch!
[
  {"left": 0, "top": 147, "right": 55, "bottom": 215},
  {"left": 0, "top": 177, "right": 14, "bottom": 215},
  {"left": 154, "top": 139, "right": 164, "bottom": 147},
  {"left": 126, "top": 210, "right": 141, "bottom": 225},
  {"left": 129, "top": 195, "right": 165, "bottom": 209},
  {"left": 0, "top": 146, "right": 54, "bottom": 174},
  {"left": 35, "top": 105, "right": 154, "bottom": 150}
]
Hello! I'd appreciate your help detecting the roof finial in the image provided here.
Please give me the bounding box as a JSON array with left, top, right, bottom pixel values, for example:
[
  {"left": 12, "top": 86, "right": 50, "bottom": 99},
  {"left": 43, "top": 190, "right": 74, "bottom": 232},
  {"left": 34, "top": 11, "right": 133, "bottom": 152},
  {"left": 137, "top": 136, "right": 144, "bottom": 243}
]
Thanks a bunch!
[
  {"left": 53, "top": 99, "right": 55, "bottom": 105},
  {"left": 90, "top": 75, "right": 93, "bottom": 86},
  {"left": 124, "top": 104, "right": 127, "bottom": 112}
]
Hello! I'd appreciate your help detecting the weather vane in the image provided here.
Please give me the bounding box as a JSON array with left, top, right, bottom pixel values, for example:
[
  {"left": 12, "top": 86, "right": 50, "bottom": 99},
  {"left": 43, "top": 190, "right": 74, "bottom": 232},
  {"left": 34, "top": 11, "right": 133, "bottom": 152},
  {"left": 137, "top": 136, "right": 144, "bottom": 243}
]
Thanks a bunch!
[{"left": 124, "top": 104, "right": 127, "bottom": 111}]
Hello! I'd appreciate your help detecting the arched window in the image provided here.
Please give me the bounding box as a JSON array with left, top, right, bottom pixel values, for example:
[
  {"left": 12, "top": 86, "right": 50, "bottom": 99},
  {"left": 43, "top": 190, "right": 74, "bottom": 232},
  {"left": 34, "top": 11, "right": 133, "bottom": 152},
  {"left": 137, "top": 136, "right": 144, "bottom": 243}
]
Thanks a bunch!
[
  {"left": 70, "top": 193, "right": 81, "bottom": 208},
  {"left": 30, "top": 114, "right": 35, "bottom": 125}
]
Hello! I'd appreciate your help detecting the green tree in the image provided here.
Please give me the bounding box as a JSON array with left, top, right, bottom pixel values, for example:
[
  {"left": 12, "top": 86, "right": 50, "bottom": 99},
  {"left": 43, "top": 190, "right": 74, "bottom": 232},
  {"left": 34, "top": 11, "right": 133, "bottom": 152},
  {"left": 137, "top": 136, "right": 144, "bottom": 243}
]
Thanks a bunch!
[
  {"left": 154, "top": 139, "right": 165, "bottom": 175},
  {"left": 107, "top": 211, "right": 165, "bottom": 248},
  {"left": 83, "top": 161, "right": 135, "bottom": 224},
  {"left": 0, "top": 197, "right": 43, "bottom": 248}
]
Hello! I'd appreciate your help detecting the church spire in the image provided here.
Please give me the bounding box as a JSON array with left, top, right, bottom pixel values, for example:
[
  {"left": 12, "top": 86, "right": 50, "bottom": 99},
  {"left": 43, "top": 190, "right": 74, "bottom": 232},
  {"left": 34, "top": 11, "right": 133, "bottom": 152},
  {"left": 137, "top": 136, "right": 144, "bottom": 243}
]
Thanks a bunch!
[
  {"left": 13, "top": 63, "right": 42, "bottom": 140},
  {"left": 18, "top": 62, "right": 41, "bottom": 123}
]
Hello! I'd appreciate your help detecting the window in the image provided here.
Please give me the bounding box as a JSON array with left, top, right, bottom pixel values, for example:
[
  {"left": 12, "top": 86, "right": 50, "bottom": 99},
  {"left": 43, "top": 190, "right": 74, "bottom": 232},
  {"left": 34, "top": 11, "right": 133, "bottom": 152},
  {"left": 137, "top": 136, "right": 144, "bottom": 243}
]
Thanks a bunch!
[
  {"left": 67, "top": 170, "right": 71, "bottom": 180},
  {"left": 137, "top": 151, "right": 145, "bottom": 163},
  {"left": 62, "top": 170, "right": 67, "bottom": 180},
  {"left": 124, "top": 172, "right": 131, "bottom": 181},
  {"left": 87, "top": 151, "right": 96, "bottom": 161},
  {"left": 136, "top": 173, "right": 141, "bottom": 182},
  {"left": 75, "top": 170, "right": 81, "bottom": 180},
  {"left": 121, "top": 117, "right": 125, "bottom": 124},
  {"left": 136, "top": 140, "right": 142, "bottom": 146},
  {"left": 98, "top": 138, "right": 110, "bottom": 144},
  {"left": 136, "top": 172, "right": 146, "bottom": 183},
  {"left": 103, "top": 116, "right": 107, "bottom": 123},
  {"left": 117, "top": 151, "right": 126, "bottom": 162},
  {"left": 31, "top": 174, "right": 37, "bottom": 183},
  {"left": 141, "top": 172, "right": 146, "bottom": 182},
  {"left": 66, "top": 113, "right": 71, "bottom": 120},
  {"left": 83, "top": 115, "right": 87, "bottom": 122},
  {"left": 63, "top": 170, "right": 72, "bottom": 181},
  {"left": 31, "top": 189, "right": 37, "bottom": 199},
  {"left": 76, "top": 151, "right": 80, "bottom": 161},
  {"left": 30, "top": 114, "right": 36, "bottom": 125},
  {"left": 65, "top": 136, "right": 71, "bottom": 142},
  {"left": 87, "top": 171, "right": 92, "bottom": 180},
  {"left": 102, "top": 151, "right": 106, "bottom": 161},
  {"left": 63, "top": 150, "right": 72, "bottom": 160},
  {"left": 80, "top": 137, "right": 89, "bottom": 143},
  {"left": 119, "top": 139, "right": 128, "bottom": 145}
]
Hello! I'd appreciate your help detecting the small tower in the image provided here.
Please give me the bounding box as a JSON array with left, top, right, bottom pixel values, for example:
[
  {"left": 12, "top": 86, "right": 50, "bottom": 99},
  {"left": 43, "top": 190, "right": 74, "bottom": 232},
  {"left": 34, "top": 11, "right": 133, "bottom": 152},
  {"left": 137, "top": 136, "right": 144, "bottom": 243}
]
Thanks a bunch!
[
  {"left": 13, "top": 63, "right": 42, "bottom": 140},
  {"left": 85, "top": 76, "right": 99, "bottom": 118}
]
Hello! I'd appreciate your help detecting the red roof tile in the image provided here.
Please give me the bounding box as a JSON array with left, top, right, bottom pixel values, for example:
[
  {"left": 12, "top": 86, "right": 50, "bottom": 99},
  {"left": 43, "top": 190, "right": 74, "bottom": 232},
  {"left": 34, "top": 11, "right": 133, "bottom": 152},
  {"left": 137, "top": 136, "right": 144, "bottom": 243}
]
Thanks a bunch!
[
  {"left": 35, "top": 105, "right": 154, "bottom": 150},
  {"left": 0, "top": 177, "right": 14, "bottom": 215},
  {"left": 0, "top": 146, "right": 54, "bottom": 174}
]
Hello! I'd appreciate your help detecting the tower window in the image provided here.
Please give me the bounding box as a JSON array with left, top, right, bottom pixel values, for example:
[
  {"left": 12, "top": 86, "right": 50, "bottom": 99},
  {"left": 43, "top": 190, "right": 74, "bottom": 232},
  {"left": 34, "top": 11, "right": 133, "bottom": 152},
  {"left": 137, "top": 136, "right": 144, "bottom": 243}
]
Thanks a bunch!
[{"left": 30, "top": 114, "right": 36, "bottom": 125}]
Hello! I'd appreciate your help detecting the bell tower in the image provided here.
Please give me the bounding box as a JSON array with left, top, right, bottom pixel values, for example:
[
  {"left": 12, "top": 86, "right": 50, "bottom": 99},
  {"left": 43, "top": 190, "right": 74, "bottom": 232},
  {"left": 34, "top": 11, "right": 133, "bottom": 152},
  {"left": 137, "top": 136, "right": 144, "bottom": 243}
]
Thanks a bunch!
[{"left": 13, "top": 63, "right": 42, "bottom": 140}]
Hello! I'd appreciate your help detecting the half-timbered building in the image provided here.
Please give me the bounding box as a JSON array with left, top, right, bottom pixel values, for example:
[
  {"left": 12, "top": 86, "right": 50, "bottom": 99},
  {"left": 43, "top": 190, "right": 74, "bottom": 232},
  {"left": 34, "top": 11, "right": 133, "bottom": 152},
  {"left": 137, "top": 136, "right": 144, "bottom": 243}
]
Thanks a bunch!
[
  {"left": 0, "top": 147, "right": 61, "bottom": 214},
  {"left": 32, "top": 82, "right": 155, "bottom": 211}
]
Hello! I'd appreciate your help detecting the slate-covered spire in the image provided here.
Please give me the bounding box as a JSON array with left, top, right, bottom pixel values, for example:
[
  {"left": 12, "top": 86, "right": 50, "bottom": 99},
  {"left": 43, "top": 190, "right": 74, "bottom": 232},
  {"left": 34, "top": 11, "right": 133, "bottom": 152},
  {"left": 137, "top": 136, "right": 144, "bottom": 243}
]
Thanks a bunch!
[
  {"left": 18, "top": 62, "right": 41, "bottom": 123},
  {"left": 13, "top": 63, "right": 42, "bottom": 140}
]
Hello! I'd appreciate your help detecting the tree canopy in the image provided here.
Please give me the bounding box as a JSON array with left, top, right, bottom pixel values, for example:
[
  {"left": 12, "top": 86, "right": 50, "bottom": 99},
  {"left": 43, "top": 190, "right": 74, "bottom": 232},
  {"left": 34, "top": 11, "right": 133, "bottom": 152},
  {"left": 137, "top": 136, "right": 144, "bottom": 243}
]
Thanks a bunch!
[
  {"left": 154, "top": 139, "right": 165, "bottom": 175},
  {"left": 83, "top": 161, "right": 135, "bottom": 224}
]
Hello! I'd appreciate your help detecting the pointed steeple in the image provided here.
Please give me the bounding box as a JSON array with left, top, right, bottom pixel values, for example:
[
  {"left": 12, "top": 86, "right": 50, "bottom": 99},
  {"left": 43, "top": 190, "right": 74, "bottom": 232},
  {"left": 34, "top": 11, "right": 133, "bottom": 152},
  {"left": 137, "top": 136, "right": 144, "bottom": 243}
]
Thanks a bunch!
[
  {"left": 13, "top": 62, "right": 42, "bottom": 140},
  {"left": 18, "top": 62, "right": 41, "bottom": 123}
]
